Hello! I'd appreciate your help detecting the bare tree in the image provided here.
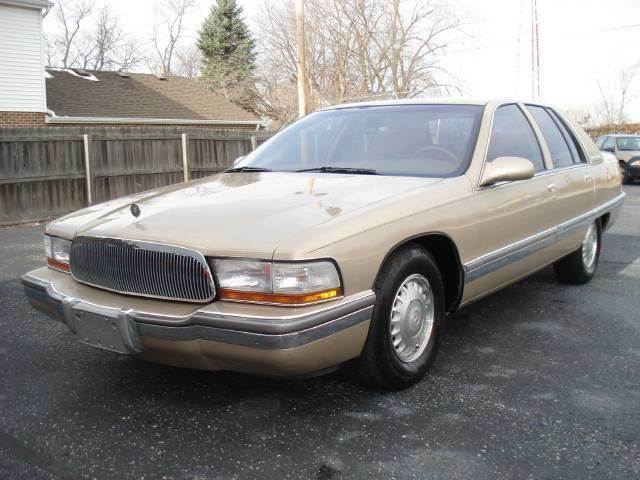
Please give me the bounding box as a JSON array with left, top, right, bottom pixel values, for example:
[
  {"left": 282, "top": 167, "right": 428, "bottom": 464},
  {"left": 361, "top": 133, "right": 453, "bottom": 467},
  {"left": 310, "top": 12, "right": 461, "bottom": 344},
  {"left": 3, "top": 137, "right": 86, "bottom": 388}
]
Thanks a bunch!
[
  {"left": 53, "top": 0, "right": 92, "bottom": 67},
  {"left": 151, "top": 0, "right": 196, "bottom": 76},
  {"left": 118, "top": 40, "right": 146, "bottom": 72},
  {"left": 564, "top": 105, "right": 595, "bottom": 128},
  {"left": 46, "top": 1, "right": 145, "bottom": 71},
  {"left": 91, "top": 6, "right": 123, "bottom": 70},
  {"left": 384, "top": 0, "right": 461, "bottom": 97},
  {"left": 597, "top": 64, "right": 639, "bottom": 125},
  {"left": 44, "top": 34, "right": 56, "bottom": 67},
  {"left": 174, "top": 44, "right": 201, "bottom": 79},
  {"left": 253, "top": 0, "right": 462, "bottom": 123},
  {"left": 90, "top": 7, "right": 146, "bottom": 71}
]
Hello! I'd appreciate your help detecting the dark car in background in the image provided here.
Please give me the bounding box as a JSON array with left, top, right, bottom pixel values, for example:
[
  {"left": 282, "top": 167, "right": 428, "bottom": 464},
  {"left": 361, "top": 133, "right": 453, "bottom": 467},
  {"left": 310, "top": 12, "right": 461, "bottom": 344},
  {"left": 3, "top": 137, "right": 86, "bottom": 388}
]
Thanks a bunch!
[{"left": 596, "top": 134, "right": 640, "bottom": 184}]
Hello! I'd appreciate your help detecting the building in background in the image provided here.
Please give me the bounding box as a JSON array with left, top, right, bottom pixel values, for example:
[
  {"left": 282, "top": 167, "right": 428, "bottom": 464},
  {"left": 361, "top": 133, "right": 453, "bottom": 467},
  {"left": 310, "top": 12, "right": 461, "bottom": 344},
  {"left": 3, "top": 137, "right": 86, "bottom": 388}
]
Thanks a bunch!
[
  {"left": 0, "top": 0, "right": 260, "bottom": 130},
  {"left": 44, "top": 69, "right": 261, "bottom": 130},
  {"left": 0, "top": 0, "right": 51, "bottom": 127}
]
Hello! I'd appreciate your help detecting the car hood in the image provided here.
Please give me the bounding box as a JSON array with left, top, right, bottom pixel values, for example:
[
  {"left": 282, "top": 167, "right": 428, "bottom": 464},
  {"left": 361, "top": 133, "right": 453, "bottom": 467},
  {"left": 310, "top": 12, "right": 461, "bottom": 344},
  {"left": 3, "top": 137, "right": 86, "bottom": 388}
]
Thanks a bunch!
[
  {"left": 48, "top": 172, "right": 442, "bottom": 257},
  {"left": 618, "top": 150, "right": 640, "bottom": 161}
]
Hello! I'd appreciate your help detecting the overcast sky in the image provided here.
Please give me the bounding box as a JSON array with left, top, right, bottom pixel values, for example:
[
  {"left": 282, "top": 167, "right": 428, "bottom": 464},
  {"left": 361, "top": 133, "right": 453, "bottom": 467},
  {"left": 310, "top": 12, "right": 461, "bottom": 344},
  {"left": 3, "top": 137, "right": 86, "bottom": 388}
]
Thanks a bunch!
[{"left": 44, "top": 0, "right": 640, "bottom": 120}]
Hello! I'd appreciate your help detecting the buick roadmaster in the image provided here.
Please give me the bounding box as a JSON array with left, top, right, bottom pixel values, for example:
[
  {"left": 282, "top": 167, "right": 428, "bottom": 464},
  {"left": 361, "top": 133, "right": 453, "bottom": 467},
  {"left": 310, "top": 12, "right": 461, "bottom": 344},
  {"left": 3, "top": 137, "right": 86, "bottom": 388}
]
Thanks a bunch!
[{"left": 22, "top": 100, "right": 624, "bottom": 389}]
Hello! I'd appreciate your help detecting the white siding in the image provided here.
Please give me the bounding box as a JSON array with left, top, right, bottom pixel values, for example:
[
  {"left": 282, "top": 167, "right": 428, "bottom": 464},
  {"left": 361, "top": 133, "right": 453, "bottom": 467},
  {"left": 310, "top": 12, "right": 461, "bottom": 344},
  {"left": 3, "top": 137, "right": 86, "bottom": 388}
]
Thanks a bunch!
[{"left": 0, "top": 4, "right": 46, "bottom": 112}]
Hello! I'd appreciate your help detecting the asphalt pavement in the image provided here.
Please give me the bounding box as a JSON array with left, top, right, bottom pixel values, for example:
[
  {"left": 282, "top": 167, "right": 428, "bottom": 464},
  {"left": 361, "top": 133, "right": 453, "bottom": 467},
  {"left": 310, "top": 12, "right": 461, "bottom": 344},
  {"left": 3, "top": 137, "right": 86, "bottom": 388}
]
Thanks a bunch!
[{"left": 1, "top": 187, "right": 639, "bottom": 480}]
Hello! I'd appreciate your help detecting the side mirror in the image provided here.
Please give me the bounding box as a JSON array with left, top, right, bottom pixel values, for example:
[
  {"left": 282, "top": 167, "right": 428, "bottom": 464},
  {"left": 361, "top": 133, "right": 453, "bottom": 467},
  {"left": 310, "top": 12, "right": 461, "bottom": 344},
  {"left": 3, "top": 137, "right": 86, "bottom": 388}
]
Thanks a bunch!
[
  {"left": 232, "top": 155, "right": 245, "bottom": 167},
  {"left": 480, "top": 156, "right": 535, "bottom": 187}
]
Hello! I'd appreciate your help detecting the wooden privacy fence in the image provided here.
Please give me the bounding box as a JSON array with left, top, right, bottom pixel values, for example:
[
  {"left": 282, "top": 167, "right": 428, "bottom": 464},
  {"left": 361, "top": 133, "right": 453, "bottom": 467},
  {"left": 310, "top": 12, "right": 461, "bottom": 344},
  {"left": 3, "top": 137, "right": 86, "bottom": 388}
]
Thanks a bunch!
[{"left": 0, "top": 126, "right": 273, "bottom": 226}]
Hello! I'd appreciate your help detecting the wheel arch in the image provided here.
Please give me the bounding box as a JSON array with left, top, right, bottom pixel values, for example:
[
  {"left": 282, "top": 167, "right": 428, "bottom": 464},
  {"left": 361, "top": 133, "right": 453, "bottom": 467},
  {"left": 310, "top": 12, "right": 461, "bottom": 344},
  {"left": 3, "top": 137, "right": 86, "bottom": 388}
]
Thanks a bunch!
[
  {"left": 377, "top": 232, "right": 464, "bottom": 314},
  {"left": 599, "top": 212, "right": 611, "bottom": 232}
]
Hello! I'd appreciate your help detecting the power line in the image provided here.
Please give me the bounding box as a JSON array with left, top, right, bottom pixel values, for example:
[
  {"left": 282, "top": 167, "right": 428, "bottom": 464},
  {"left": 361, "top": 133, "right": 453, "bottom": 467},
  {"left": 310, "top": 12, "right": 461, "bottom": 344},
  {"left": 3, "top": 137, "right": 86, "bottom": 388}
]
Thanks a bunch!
[
  {"left": 450, "top": 20, "right": 640, "bottom": 55},
  {"left": 581, "top": 23, "right": 640, "bottom": 34}
]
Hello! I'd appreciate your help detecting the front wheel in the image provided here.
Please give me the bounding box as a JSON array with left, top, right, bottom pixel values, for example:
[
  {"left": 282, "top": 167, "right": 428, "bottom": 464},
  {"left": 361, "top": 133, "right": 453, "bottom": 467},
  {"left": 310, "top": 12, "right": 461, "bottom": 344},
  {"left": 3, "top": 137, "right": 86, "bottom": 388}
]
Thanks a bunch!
[
  {"left": 620, "top": 162, "right": 632, "bottom": 184},
  {"left": 553, "top": 220, "right": 601, "bottom": 284},
  {"left": 356, "top": 245, "right": 445, "bottom": 390}
]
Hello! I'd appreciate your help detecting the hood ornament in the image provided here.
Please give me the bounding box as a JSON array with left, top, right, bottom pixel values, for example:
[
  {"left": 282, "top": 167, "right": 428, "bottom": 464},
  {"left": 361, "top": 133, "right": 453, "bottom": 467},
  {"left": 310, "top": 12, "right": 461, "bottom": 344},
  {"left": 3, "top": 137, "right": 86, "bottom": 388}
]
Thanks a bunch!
[{"left": 130, "top": 203, "right": 141, "bottom": 218}]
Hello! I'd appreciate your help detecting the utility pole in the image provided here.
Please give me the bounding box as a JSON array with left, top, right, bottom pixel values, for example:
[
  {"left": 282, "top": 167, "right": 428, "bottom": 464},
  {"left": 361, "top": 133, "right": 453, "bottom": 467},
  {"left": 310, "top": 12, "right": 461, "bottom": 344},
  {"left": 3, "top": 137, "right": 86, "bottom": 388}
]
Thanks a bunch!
[
  {"left": 531, "top": 0, "right": 541, "bottom": 101},
  {"left": 296, "top": 0, "right": 308, "bottom": 118}
]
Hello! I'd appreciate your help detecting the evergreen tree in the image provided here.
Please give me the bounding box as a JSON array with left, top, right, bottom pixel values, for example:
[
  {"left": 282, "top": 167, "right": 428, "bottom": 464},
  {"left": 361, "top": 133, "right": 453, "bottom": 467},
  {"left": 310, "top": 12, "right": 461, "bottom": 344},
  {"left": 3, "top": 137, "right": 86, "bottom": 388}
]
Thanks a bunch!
[{"left": 198, "top": 0, "right": 256, "bottom": 106}]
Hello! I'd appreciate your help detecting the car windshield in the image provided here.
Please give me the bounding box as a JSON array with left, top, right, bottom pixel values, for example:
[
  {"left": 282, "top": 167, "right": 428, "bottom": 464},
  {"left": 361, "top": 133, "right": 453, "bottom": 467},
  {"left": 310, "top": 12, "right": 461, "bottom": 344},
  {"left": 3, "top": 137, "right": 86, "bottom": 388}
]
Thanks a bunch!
[
  {"left": 616, "top": 136, "right": 640, "bottom": 151},
  {"left": 236, "top": 104, "right": 484, "bottom": 177}
]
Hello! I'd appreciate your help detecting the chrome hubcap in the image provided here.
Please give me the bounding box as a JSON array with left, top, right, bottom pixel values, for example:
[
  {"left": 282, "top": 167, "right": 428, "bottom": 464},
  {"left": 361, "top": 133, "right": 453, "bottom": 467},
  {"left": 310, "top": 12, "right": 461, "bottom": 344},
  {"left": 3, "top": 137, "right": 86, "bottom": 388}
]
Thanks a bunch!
[
  {"left": 389, "top": 274, "right": 434, "bottom": 363},
  {"left": 582, "top": 222, "right": 598, "bottom": 271}
]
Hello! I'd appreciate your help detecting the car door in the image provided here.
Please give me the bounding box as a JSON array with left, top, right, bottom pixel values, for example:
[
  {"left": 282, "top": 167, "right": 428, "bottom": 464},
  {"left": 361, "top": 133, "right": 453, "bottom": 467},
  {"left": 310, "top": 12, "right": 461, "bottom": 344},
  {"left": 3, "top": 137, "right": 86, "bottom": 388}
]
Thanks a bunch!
[
  {"left": 463, "top": 103, "right": 559, "bottom": 302},
  {"left": 524, "top": 105, "right": 595, "bottom": 257}
]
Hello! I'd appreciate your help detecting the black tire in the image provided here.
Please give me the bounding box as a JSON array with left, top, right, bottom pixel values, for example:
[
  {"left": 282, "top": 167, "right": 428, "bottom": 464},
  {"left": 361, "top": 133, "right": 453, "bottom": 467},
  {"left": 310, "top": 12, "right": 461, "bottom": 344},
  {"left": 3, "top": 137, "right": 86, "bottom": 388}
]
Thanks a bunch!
[
  {"left": 553, "top": 220, "right": 601, "bottom": 284},
  {"left": 620, "top": 162, "right": 632, "bottom": 185},
  {"left": 356, "top": 244, "right": 445, "bottom": 390}
]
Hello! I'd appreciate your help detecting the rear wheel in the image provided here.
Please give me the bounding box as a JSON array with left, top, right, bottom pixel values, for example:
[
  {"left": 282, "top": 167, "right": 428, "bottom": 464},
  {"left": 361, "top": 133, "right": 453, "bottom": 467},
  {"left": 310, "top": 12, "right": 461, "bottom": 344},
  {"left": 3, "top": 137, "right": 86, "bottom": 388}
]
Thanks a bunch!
[
  {"left": 620, "top": 162, "right": 632, "bottom": 184},
  {"left": 356, "top": 245, "right": 445, "bottom": 390},
  {"left": 553, "top": 220, "right": 601, "bottom": 284}
]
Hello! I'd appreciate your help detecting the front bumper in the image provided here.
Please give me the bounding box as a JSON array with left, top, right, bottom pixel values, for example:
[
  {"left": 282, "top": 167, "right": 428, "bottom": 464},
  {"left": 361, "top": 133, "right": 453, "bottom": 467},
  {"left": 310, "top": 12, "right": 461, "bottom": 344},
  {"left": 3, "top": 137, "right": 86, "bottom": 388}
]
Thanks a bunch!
[{"left": 22, "top": 268, "right": 375, "bottom": 376}]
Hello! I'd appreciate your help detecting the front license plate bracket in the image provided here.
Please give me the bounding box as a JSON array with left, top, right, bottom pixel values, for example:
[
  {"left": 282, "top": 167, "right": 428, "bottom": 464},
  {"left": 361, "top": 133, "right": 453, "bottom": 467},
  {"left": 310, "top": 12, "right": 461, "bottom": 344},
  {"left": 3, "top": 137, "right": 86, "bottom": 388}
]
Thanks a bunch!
[{"left": 65, "top": 304, "right": 143, "bottom": 354}]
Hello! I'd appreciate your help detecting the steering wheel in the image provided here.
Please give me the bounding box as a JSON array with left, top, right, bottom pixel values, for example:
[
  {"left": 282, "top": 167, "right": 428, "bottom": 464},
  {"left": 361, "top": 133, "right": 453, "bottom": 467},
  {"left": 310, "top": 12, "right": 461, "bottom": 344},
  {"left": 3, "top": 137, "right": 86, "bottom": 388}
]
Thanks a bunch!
[{"left": 413, "top": 145, "right": 458, "bottom": 163}]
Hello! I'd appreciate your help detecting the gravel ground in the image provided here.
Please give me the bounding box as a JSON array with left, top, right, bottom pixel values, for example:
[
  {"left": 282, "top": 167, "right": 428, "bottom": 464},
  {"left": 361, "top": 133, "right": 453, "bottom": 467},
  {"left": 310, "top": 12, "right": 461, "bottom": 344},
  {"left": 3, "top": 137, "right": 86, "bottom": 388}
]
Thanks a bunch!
[{"left": 1, "top": 187, "right": 639, "bottom": 480}]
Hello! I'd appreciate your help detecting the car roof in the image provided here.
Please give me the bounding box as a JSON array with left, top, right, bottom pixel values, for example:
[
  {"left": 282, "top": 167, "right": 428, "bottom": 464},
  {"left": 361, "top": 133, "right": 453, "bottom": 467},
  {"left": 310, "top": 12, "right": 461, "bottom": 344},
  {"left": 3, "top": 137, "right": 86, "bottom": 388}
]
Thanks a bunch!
[
  {"left": 321, "top": 98, "right": 552, "bottom": 111},
  {"left": 601, "top": 133, "right": 640, "bottom": 137}
]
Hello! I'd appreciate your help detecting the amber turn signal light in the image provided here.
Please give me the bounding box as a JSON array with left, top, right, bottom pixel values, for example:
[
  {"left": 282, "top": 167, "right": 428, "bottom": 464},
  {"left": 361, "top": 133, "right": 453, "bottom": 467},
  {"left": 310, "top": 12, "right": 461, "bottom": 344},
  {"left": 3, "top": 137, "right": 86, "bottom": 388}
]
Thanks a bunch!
[
  {"left": 47, "top": 258, "right": 70, "bottom": 273},
  {"left": 218, "top": 287, "right": 342, "bottom": 305}
]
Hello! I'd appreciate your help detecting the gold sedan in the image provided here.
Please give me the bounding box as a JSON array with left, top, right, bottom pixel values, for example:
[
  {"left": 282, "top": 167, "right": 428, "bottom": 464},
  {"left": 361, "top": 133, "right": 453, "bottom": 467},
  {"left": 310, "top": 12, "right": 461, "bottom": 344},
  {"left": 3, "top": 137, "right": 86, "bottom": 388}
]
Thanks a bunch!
[{"left": 22, "top": 99, "right": 624, "bottom": 389}]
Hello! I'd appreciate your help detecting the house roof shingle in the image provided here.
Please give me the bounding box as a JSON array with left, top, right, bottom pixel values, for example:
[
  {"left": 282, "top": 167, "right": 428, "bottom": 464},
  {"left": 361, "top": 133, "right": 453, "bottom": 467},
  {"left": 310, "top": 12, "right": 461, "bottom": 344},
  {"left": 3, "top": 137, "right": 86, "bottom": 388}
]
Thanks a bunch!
[{"left": 45, "top": 68, "right": 260, "bottom": 124}]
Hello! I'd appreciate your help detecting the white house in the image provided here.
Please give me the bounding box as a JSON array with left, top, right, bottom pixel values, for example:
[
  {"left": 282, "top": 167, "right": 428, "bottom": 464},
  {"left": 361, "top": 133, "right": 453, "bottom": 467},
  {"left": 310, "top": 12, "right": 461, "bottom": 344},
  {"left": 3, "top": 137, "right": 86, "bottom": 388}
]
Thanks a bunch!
[
  {"left": 0, "top": 0, "right": 260, "bottom": 130},
  {"left": 0, "top": 0, "right": 51, "bottom": 127}
]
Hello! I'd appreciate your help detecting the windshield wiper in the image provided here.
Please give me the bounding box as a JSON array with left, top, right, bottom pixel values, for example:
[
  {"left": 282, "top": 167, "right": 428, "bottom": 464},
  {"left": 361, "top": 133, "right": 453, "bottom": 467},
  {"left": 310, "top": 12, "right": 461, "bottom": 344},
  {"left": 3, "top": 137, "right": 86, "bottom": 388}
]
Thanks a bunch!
[
  {"left": 224, "top": 166, "right": 273, "bottom": 173},
  {"left": 295, "top": 166, "right": 379, "bottom": 175}
]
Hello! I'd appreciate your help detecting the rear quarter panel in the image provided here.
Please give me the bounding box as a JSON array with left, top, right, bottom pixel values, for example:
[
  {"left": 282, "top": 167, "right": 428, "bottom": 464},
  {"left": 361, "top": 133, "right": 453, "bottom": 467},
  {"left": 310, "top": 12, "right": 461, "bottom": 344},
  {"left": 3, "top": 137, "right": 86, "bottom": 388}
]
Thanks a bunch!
[{"left": 565, "top": 117, "right": 623, "bottom": 208}]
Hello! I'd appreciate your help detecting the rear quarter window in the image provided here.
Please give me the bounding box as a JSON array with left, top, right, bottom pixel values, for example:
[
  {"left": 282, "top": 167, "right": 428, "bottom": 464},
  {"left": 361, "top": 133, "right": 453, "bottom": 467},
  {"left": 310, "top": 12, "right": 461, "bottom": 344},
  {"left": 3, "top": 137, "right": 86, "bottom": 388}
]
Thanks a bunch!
[
  {"left": 547, "top": 109, "right": 586, "bottom": 164},
  {"left": 527, "top": 105, "right": 574, "bottom": 168}
]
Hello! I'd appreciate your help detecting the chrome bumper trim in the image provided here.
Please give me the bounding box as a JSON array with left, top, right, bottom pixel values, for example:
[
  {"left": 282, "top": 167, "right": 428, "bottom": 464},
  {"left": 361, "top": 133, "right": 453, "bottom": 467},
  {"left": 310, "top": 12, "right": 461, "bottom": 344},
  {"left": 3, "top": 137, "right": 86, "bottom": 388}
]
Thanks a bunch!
[
  {"left": 21, "top": 274, "right": 375, "bottom": 351},
  {"left": 136, "top": 306, "right": 373, "bottom": 349}
]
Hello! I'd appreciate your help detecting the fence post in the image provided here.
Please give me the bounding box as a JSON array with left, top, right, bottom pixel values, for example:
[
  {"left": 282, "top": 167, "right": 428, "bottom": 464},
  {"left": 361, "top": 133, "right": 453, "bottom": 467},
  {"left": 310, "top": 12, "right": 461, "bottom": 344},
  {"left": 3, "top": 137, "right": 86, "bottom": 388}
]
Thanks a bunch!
[
  {"left": 181, "top": 133, "right": 190, "bottom": 181},
  {"left": 82, "top": 133, "right": 93, "bottom": 205},
  {"left": 250, "top": 135, "right": 258, "bottom": 151}
]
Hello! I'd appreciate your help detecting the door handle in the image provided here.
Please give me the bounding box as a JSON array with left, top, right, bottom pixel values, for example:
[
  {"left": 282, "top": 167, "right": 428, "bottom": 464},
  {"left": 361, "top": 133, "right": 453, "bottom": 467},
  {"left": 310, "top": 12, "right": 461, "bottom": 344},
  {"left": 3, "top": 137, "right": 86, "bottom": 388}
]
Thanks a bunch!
[
  {"left": 584, "top": 173, "right": 593, "bottom": 183},
  {"left": 546, "top": 183, "right": 556, "bottom": 192}
]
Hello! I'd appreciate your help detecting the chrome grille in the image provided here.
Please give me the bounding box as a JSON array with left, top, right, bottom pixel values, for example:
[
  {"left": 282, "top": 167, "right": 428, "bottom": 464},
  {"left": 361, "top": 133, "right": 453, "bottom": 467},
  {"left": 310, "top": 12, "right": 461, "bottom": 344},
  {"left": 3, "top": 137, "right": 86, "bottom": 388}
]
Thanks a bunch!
[{"left": 70, "top": 237, "right": 215, "bottom": 303}]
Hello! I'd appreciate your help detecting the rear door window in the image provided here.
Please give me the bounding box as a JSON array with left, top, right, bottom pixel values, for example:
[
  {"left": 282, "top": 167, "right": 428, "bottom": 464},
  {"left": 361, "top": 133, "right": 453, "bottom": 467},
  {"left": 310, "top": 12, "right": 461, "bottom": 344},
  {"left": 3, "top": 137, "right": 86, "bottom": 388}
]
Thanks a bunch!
[
  {"left": 486, "top": 104, "right": 545, "bottom": 171},
  {"left": 527, "top": 105, "right": 574, "bottom": 168}
]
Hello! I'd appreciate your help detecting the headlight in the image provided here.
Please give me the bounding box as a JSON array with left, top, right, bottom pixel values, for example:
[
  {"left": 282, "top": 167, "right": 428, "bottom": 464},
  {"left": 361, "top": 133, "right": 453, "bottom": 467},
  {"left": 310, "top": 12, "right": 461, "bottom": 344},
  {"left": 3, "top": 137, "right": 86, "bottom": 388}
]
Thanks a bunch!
[
  {"left": 210, "top": 258, "right": 342, "bottom": 305},
  {"left": 45, "top": 235, "right": 71, "bottom": 272},
  {"left": 212, "top": 259, "right": 271, "bottom": 292},
  {"left": 631, "top": 159, "right": 640, "bottom": 166}
]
